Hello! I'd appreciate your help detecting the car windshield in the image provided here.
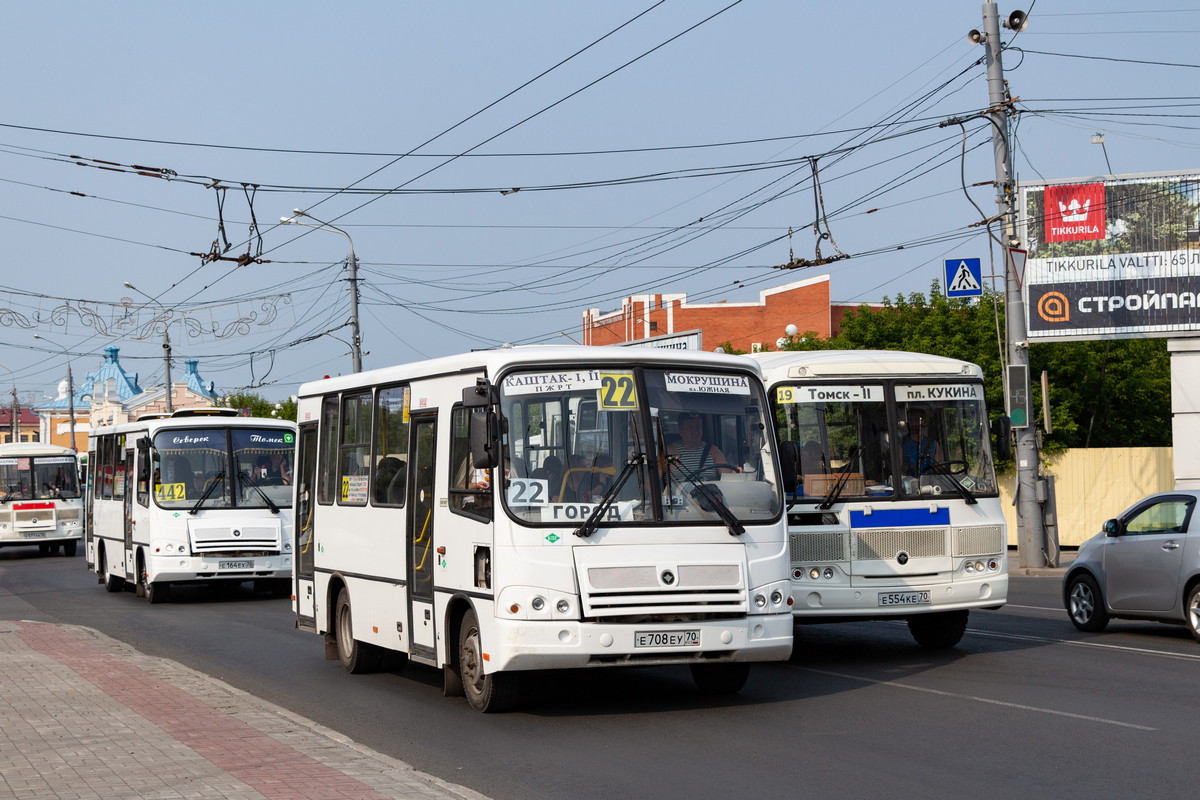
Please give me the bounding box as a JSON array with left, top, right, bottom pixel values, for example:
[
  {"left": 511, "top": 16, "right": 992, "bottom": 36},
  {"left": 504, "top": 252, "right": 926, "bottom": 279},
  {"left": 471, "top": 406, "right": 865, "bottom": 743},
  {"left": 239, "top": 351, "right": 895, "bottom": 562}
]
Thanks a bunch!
[
  {"left": 500, "top": 365, "right": 782, "bottom": 526},
  {"left": 775, "top": 380, "right": 998, "bottom": 501},
  {"left": 0, "top": 455, "right": 80, "bottom": 501}
]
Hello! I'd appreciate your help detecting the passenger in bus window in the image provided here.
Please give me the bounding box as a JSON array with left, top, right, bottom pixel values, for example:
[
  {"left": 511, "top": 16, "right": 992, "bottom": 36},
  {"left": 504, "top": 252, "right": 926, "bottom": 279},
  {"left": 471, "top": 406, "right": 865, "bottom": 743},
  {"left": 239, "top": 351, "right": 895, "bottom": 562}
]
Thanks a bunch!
[
  {"left": 667, "top": 411, "right": 733, "bottom": 481},
  {"left": 901, "top": 408, "right": 943, "bottom": 476}
]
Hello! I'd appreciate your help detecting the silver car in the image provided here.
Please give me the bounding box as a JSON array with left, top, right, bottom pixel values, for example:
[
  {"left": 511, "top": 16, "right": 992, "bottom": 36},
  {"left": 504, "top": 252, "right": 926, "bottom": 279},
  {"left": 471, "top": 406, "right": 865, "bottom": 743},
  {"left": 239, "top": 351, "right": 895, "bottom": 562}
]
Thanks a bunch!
[{"left": 1063, "top": 491, "right": 1200, "bottom": 642}]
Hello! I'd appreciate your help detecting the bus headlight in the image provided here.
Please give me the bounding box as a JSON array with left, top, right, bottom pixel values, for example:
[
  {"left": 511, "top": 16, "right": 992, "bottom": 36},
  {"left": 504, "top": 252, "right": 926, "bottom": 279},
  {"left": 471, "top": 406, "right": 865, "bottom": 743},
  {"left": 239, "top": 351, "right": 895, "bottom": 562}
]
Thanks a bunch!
[
  {"left": 770, "top": 590, "right": 784, "bottom": 606},
  {"left": 531, "top": 596, "right": 545, "bottom": 612},
  {"left": 754, "top": 593, "right": 767, "bottom": 608},
  {"left": 808, "top": 568, "right": 821, "bottom": 580},
  {"left": 556, "top": 599, "right": 570, "bottom": 614}
]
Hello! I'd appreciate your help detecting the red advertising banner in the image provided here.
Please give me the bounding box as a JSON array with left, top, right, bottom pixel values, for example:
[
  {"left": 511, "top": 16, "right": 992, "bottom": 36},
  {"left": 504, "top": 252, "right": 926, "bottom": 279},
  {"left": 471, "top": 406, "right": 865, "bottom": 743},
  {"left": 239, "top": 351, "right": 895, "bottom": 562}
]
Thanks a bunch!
[{"left": 1044, "top": 182, "right": 1106, "bottom": 242}]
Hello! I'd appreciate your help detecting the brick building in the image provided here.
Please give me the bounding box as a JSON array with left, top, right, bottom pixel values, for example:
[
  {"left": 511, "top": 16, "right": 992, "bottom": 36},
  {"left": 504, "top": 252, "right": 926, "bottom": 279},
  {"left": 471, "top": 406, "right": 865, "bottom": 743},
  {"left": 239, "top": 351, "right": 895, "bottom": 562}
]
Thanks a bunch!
[
  {"left": 0, "top": 407, "right": 42, "bottom": 444},
  {"left": 582, "top": 274, "right": 868, "bottom": 352}
]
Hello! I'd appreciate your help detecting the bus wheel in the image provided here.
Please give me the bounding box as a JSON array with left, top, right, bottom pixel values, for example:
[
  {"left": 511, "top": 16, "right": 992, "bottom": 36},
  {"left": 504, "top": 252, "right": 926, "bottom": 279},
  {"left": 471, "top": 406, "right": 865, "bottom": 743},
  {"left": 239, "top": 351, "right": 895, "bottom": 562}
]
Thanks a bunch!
[
  {"left": 62, "top": 540, "right": 77, "bottom": 558},
  {"left": 38, "top": 543, "right": 50, "bottom": 554},
  {"left": 145, "top": 580, "right": 170, "bottom": 605},
  {"left": 458, "top": 608, "right": 517, "bottom": 713},
  {"left": 690, "top": 662, "right": 750, "bottom": 695},
  {"left": 103, "top": 561, "right": 124, "bottom": 593},
  {"left": 907, "top": 609, "right": 969, "bottom": 648},
  {"left": 335, "top": 588, "right": 383, "bottom": 674}
]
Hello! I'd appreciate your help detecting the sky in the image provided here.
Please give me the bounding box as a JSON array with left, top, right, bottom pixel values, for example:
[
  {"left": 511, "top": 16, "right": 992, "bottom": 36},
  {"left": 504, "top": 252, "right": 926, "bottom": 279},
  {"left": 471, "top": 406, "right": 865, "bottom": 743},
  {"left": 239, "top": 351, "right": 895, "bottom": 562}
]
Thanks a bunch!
[{"left": 2, "top": 1, "right": 1198, "bottom": 405}]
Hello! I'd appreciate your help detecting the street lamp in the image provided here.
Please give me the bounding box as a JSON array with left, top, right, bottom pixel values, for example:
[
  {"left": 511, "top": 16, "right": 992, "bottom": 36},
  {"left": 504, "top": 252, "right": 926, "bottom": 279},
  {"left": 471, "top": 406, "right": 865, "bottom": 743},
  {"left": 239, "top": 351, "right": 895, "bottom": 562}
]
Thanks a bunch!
[
  {"left": 123, "top": 282, "right": 174, "bottom": 413},
  {"left": 33, "top": 335, "right": 78, "bottom": 453},
  {"left": 1091, "top": 132, "right": 1113, "bottom": 175},
  {"left": 280, "top": 209, "right": 363, "bottom": 373}
]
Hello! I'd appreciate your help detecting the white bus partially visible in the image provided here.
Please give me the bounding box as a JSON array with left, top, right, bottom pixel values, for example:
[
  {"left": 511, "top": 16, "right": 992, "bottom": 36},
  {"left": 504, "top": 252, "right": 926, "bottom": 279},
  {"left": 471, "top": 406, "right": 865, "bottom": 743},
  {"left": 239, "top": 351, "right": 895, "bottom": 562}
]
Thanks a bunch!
[
  {"left": 293, "top": 345, "right": 794, "bottom": 712},
  {"left": 0, "top": 442, "right": 83, "bottom": 556},
  {"left": 86, "top": 408, "right": 296, "bottom": 603},
  {"left": 750, "top": 350, "right": 1007, "bottom": 648}
]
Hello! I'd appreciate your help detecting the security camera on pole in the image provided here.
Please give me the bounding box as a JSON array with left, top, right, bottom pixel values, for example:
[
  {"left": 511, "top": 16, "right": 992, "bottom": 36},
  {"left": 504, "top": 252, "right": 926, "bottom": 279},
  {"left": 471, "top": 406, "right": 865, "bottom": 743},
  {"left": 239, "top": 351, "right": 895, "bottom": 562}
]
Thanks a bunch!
[{"left": 970, "top": 2, "right": 1054, "bottom": 568}]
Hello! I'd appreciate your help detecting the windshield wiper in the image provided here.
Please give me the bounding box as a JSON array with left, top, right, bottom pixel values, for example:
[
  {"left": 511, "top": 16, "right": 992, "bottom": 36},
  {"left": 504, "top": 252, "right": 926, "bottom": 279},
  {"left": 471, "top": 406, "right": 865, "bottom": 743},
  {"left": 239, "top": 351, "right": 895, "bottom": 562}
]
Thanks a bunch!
[
  {"left": 928, "top": 463, "right": 979, "bottom": 506},
  {"left": 818, "top": 446, "right": 861, "bottom": 511},
  {"left": 189, "top": 471, "right": 225, "bottom": 515},
  {"left": 42, "top": 482, "right": 67, "bottom": 502},
  {"left": 574, "top": 453, "right": 644, "bottom": 539},
  {"left": 665, "top": 456, "right": 745, "bottom": 536},
  {"left": 238, "top": 471, "right": 280, "bottom": 514}
]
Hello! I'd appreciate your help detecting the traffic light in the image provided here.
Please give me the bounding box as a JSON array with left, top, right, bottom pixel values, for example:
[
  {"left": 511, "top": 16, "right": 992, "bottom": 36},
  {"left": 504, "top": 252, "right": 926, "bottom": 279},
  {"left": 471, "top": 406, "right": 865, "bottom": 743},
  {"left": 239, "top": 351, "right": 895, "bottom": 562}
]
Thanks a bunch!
[{"left": 1007, "top": 364, "right": 1030, "bottom": 429}]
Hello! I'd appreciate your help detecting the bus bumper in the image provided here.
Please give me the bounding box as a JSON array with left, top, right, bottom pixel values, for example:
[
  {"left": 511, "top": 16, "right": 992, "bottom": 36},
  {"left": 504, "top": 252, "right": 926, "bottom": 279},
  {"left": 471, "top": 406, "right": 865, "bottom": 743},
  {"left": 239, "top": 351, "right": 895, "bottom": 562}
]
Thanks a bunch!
[
  {"left": 147, "top": 553, "right": 292, "bottom": 583},
  {"left": 482, "top": 612, "right": 793, "bottom": 672},
  {"left": 790, "top": 572, "right": 1008, "bottom": 619}
]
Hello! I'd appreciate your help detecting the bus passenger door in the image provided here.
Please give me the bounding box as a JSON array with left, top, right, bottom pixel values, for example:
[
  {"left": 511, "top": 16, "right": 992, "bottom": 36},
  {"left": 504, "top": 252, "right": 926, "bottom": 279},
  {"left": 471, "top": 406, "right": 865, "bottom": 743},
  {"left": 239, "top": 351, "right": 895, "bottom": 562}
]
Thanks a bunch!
[
  {"left": 294, "top": 424, "right": 319, "bottom": 626},
  {"left": 122, "top": 447, "right": 134, "bottom": 579},
  {"left": 407, "top": 414, "right": 437, "bottom": 657}
]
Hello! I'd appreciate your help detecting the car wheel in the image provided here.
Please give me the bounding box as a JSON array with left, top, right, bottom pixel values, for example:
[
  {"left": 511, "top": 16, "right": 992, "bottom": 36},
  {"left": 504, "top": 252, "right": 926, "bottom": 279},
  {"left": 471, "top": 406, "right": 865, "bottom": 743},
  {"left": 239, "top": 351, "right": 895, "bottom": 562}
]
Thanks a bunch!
[
  {"left": 1067, "top": 573, "right": 1110, "bottom": 632},
  {"left": 1186, "top": 583, "right": 1200, "bottom": 644}
]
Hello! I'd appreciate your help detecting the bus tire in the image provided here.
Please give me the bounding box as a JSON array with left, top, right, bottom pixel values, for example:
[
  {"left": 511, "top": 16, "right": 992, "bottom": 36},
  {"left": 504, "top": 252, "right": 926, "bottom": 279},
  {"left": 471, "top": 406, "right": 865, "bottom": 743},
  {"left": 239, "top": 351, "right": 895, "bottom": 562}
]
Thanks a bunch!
[
  {"left": 62, "top": 540, "right": 77, "bottom": 557},
  {"left": 145, "top": 580, "right": 170, "bottom": 605},
  {"left": 458, "top": 608, "right": 517, "bottom": 713},
  {"left": 335, "top": 588, "right": 384, "bottom": 674},
  {"left": 690, "top": 662, "right": 750, "bottom": 695},
  {"left": 907, "top": 609, "right": 969, "bottom": 648},
  {"left": 103, "top": 562, "right": 124, "bottom": 593}
]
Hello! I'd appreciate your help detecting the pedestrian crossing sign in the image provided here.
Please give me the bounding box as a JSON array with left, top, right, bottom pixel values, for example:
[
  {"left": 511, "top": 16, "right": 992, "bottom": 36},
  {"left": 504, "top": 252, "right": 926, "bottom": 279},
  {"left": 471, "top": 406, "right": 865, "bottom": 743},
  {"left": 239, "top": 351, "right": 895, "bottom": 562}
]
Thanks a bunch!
[{"left": 945, "top": 258, "right": 983, "bottom": 297}]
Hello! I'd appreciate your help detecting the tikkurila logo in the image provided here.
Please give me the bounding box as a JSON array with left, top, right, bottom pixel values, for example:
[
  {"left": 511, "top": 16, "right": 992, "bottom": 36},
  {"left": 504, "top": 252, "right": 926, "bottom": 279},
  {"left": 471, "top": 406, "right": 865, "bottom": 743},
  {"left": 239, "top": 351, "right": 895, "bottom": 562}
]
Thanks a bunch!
[{"left": 1045, "top": 182, "right": 1106, "bottom": 242}]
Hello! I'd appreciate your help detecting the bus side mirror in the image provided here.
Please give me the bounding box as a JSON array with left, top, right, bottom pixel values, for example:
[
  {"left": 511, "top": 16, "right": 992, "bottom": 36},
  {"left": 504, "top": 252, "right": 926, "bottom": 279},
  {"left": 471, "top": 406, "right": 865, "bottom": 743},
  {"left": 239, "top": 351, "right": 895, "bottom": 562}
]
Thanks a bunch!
[
  {"left": 777, "top": 441, "right": 799, "bottom": 493},
  {"left": 136, "top": 436, "right": 150, "bottom": 452},
  {"left": 462, "top": 379, "right": 498, "bottom": 409},
  {"left": 470, "top": 409, "right": 498, "bottom": 469},
  {"left": 993, "top": 416, "right": 1012, "bottom": 461}
]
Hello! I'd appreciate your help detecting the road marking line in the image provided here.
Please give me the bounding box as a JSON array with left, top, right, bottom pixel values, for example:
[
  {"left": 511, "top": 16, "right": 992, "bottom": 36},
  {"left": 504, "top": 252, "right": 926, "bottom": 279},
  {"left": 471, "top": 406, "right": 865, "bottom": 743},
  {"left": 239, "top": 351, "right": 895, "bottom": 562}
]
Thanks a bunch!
[
  {"left": 965, "top": 627, "right": 1200, "bottom": 662},
  {"left": 797, "top": 666, "right": 1157, "bottom": 731}
]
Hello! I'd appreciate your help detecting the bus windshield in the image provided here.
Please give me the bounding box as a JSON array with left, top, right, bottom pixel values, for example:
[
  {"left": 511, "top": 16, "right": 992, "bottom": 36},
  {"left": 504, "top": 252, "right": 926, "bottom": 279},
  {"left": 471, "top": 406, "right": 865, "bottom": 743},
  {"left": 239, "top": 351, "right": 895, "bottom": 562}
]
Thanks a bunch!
[
  {"left": 153, "top": 427, "right": 295, "bottom": 510},
  {"left": 500, "top": 366, "right": 781, "bottom": 526},
  {"left": 775, "top": 380, "right": 998, "bottom": 501},
  {"left": 0, "top": 455, "right": 80, "bottom": 501}
]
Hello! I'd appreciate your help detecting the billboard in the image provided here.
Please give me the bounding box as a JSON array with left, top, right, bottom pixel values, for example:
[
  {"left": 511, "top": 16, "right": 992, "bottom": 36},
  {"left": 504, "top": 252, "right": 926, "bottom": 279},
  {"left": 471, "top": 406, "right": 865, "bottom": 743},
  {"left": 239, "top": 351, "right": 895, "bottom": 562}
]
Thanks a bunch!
[{"left": 1017, "top": 171, "right": 1200, "bottom": 341}]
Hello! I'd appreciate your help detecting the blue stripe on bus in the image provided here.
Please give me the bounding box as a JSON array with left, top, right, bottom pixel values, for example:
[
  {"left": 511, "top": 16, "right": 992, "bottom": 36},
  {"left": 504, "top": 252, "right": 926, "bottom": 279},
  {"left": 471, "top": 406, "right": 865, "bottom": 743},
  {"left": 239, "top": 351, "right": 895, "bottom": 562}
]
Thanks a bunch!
[{"left": 849, "top": 507, "right": 949, "bottom": 528}]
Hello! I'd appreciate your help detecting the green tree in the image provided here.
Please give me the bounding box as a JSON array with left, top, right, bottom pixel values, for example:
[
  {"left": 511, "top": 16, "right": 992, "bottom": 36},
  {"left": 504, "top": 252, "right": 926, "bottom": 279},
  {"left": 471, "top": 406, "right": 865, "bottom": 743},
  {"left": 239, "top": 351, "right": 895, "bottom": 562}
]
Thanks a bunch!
[
  {"left": 777, "top": 281, "right": 1170, "bottom": 450},
  {"left": 216, "top": 392, "right": 297, "bottom": 422}
]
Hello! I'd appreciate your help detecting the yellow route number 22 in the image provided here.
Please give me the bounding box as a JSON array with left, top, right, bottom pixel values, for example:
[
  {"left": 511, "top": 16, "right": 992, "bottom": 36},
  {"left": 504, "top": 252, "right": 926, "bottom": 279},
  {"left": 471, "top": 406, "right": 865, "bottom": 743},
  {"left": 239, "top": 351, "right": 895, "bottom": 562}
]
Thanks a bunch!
[{"left": 598, "top": 373, "right": 638, "bottom": 410}]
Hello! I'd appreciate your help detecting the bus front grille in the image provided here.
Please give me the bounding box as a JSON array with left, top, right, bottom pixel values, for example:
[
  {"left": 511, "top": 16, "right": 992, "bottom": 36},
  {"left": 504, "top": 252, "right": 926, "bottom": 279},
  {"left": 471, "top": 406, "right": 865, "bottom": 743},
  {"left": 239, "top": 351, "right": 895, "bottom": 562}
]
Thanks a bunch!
[
  {"left": 790, "top": 531, "right": 849, "bottom": 564},
  {"left": 853, "top": 528, "right": 947, "bottom": 560},
  {"left": 953, "top": 525, "right": 1005, "bottom": 557},
  {"left": 581, "top": 563, "right": 746, "bottom": 620},
  {"left": 189, "top": 523, "right": 281, "bottom": 554}
]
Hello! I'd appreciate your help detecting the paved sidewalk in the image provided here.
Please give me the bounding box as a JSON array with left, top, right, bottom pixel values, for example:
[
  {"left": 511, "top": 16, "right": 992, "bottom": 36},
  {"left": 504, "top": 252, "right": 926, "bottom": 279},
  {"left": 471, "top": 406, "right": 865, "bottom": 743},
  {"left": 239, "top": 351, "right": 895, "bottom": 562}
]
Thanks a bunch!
[{"left": 0, "top": 620, "right": 490, "bottom": 800}]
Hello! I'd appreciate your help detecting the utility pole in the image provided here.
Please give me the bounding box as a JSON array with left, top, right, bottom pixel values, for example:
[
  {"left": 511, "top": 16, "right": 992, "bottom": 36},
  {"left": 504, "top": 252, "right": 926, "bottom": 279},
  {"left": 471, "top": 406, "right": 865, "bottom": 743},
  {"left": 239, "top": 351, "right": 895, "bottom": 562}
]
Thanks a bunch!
[
  {"left": 9, "top": 387, "right": 18, "bottom": 443},
  {"left": 977, "top": 1, "right": 1051, "bottom": 568},
  {"left": 162, "top": 326, "right": 173, "bottom": 414}
]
